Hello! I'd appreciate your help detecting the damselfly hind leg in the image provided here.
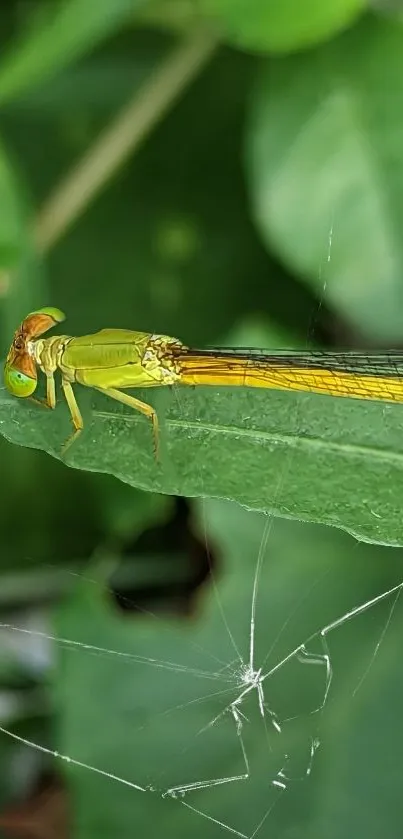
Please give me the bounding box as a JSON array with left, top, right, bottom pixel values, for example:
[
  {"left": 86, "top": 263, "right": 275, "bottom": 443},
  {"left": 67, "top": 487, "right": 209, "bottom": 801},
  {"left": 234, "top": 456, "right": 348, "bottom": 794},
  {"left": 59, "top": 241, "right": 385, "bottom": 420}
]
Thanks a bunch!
[
  {"left": 29, "top": 372, "right": 56, "bottom": 411},
  {"left": 94, "top": 386, "right": 160, "bottom": 460},
  {"left": 60, "top": 378, "right": 84, "bottom": 455}
]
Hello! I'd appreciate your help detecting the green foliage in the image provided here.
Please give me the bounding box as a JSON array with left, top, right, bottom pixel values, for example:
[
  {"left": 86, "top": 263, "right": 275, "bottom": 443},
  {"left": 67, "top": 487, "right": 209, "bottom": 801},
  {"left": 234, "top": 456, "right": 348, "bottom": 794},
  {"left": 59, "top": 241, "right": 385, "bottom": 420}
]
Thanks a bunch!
[
  {"left": 200, "top": 0, "right": 367, "bottom": 52},
  {"left": 2, "top": 368, "right": 403, "bottom": 545},
  {"left": 0, "top": 135, "right": 47, "bottom": 346},
  {"left": 55, "top": 502, "right": 403, "bottom": 838},
  {"left": 0, "top": 3, "right": 403, "bottom": 839},
  {"left": 246, "top": 16, "right": 403, "bottom": 341},
  {"left": 0, "top": 0, "right": 147, "bottom": 105},
  {"left": 0, "top": 137, "right": 27, "bottom": 268}
]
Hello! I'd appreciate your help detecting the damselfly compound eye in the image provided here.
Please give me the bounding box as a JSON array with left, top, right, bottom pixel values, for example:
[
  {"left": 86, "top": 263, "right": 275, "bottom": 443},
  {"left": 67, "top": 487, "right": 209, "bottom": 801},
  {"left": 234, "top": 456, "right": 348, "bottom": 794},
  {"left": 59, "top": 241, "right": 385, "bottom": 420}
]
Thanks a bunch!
[{"left": 4, "top": 364, "right": 37, "bottom": 397}]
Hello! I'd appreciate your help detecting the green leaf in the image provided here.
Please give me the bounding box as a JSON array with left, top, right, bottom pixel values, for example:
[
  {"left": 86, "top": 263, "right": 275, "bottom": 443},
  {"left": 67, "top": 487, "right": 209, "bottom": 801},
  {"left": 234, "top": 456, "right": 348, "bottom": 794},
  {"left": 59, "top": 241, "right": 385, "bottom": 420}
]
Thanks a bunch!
[
  {"left": 246, "top": 16, "right": 403, "bottom": 341},
  {"left": 1, "top": 374, "right": 403, "bottom": 546},
  {"left": 313, "top": 620, "right": 403, "bottom": 838},
  {"left": 0, "top": 0, "right": 148, "bottom": 107},
  {"left": 52, "top": 502, "right": 403, "bottom": 837},
  {"left": 200, "top": 0, "right": 366, "bottom": 53}
]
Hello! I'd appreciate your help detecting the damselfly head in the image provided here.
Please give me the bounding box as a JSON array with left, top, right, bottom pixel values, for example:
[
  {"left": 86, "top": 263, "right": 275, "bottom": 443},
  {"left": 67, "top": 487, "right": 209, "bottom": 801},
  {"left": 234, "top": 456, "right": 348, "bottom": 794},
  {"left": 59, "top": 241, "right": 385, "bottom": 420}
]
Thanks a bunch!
[{"left": 4, "top": 307, "right": 65, "bottom": 397}]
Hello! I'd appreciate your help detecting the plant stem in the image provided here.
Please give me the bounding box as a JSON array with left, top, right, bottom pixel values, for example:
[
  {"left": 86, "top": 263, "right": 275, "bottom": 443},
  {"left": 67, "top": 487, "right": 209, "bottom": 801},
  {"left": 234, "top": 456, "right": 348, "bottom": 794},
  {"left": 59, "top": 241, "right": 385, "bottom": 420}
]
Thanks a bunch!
[{"left": 34, "top": 27, "right": 219, "bottom": 253}]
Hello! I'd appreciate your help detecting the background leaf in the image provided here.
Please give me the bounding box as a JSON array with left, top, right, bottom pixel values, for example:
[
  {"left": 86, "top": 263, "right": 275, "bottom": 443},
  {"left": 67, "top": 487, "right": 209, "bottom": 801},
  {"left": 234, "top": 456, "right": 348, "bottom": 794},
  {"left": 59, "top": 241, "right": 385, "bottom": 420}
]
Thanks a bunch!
[
  {"left": 246, "top": 16, "right": 403, "bottom": 341},
  {"left": 199, "top": 0, "right": 366, "bottom": 53},
  {"left": 53, "top": 501, "right": 403, "bottom": 838},
  {"left": 0, "top": 0, "right": 148, "bottom": 106}
]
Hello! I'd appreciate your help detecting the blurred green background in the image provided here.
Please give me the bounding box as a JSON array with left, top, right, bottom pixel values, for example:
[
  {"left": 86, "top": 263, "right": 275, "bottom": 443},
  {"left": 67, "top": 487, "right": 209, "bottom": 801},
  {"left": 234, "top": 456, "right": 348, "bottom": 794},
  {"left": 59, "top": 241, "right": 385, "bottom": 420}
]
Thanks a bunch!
[{"left": 1, "top": 2, "right": 403, "bottom": 838}]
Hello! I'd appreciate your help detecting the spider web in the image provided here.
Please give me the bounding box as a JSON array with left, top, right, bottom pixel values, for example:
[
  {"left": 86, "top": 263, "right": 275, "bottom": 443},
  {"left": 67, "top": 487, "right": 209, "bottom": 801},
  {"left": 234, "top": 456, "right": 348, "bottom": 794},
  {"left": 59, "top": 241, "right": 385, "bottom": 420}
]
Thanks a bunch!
[
  {"left": 1, "top": 510, "right": 402, "bottom": 838},
  {"left": 1, "top": 222, "right": 403, "bottom": 837}
]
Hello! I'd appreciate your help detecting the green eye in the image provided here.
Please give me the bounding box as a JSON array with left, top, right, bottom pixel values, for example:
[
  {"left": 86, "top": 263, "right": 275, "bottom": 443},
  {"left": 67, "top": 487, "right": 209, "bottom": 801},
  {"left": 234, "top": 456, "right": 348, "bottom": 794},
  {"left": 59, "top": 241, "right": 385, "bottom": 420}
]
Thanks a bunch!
[{"left": 4, "top": 365, "right": 37, "bottom": 397}]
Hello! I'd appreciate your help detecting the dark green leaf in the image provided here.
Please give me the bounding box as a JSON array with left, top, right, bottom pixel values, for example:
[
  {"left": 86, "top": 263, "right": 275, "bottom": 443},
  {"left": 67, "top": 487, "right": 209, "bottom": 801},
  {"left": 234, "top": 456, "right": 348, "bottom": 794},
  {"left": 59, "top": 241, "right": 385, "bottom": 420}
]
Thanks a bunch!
[{"left": 1, "top": 373, "right": 403, "bottom": 545}]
